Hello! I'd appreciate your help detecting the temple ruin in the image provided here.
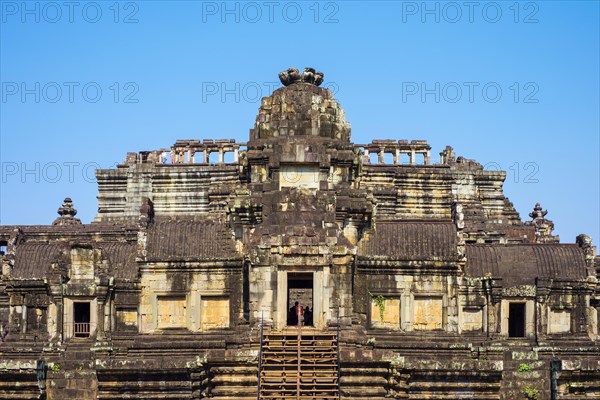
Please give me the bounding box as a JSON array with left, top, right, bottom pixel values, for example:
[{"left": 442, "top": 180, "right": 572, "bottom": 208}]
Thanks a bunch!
[{"left": 1, "top": 68, "right": 599, "bottom": 399}]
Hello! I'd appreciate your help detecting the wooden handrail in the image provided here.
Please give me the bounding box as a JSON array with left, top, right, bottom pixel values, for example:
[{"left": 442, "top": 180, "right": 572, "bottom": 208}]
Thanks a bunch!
[{"left": 74, "top": 322, "right": 91, "bottom": 337}]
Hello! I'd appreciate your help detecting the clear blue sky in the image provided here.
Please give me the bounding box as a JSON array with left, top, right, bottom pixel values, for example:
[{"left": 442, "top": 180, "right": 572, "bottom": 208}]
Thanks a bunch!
[{"left": 1, "top": 1, "right": 599, "bottom": 249}]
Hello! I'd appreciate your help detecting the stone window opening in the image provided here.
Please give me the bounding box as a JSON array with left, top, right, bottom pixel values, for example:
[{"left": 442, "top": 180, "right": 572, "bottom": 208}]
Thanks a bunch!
[
  {"left": 415, "top": 153, "right": 426, "bottom": 164},
  {"left": 193, "top": 151, "right": 204, "bottom": 164},
  {"left": 223, "top": 151, "right": 236, "bottom": 163},
  {"left": 0, "top": 241, "right": 7, "bottom": 255},
  {"left": 508, "top": 302, "right": 526, "bottom": 338},
  {"left": 399, "top": 153, "right": 411, "bottom": 164},
  {"left": 287, "top": 272, "right": 314, "bottom": 327},
  {"left": 368, "top": 153, "right": 379, "bottom": 164},
  {"left": 382, "top": 152, "right": 394, "bottom": 164},
  {"left": 208, "top": 151, "right": 220, "bottom": 164},
  {"left": 73, "top": 302, "right": 91, "bottom": 338}
]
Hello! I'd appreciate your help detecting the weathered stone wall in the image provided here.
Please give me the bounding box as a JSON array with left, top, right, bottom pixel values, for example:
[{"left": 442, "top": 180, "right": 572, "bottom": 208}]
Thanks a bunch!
[
  {"left": 1, "top": 70, "right": 599, "bottom": 399},
  {"left": 139, "top": 262, "right": 243, "bottom": 333}
]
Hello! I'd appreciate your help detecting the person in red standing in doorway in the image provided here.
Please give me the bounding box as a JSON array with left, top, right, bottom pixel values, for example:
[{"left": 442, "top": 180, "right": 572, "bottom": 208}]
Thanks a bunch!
[{"left": 295, "top": 302, "right": 304, "bottom": 327}]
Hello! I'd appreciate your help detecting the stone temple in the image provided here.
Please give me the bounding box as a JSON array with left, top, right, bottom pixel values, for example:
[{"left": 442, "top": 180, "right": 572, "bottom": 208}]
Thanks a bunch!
[{"left": 1, "top": 68, "right": 599, "bottom": 400}]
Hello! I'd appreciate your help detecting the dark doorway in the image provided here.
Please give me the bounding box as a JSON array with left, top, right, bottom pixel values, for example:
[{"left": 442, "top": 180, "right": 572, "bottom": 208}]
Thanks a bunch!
[
  {"left": 287, "top": 273, "right": 313, "bottom": 326},
  {"left": 74, "top": 302, "right": 91, "bottom": 338},
  {"left": 508, "top": 302, "right": 526, "bottom": 338}
]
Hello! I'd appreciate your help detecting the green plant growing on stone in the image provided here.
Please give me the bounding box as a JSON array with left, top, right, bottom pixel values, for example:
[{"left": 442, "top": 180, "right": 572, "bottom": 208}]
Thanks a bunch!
[
  {"left": 518, "top": 363, "right": 531, "bottom": 372},
  {"left": 368, "top": 290, "right": 386, "bottom": 321},
  {"left": 366, "top": 337, "right": 376, "bottom": 345},
  {"left": 49, "top": 363, "right": 61, "bottom": 371},
  {"left": 524, "top": 386, "right": 538, "bottom": 400}
]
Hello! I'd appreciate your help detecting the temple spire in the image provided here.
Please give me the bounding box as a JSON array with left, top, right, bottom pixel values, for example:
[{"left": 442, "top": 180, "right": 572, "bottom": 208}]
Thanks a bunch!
[
  {"left": 52, "top": 197, "right": 82, "bottom": 226},
  {"left": 525, "top": 203, "right": 559, "bottom": 243}
]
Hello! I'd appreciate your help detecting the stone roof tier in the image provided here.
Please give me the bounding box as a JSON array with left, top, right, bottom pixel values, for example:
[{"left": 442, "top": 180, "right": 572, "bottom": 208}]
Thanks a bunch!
[{"left": 465, "top": 244, "right": 588, "bottom": 286}]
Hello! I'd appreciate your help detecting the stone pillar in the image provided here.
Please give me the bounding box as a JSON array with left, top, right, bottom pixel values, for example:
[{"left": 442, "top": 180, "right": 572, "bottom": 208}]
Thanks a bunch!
[
  {"left": 364, "top": 149, "right": 369, "bottom": 163},
  {"left": 92, "top": 287, "right": 108, "bottom": 342},
  {"left": 203, "top": 151, "right": 208, "bottom": 164},
  {"left": 425, "top": 150, "right": 431, "bottom": 165},
  {"left": 96, "top": 300, "right": 105, "bottom": 340},
  {"left": 233, "top": 148, "right": 239, "bottom": 162},
  {"left": 188, "top": 149, "right": 193, "bottom": 163},
  {"left": 218, "top": 149, "right": 224, "bottom": 164},
  {"left": 378, "top": 149, "right": 385, "bottom": 164},
  {"left": 394, "top": 149, "right": 399, "bottom": 164},
  {"left": 410, "top": 149, "right": 416, "bottom": 165},
  {"left": 313, "top": 270, "right": 323, "bottom": 329},
  {"left": 276, "top": 270, "right": 287, "bottom": 331},
  {"left": 55, "top": 293, "right": 64, "bottom": 342},
  {"left": 323, "top": 267, "right": 331, "bottom": 327},
  {"left": 63, "top": 297, "right": 73, "bottom": 340},
  {"left": 21, "top": 306, "right": 27, "bottom": 334}
]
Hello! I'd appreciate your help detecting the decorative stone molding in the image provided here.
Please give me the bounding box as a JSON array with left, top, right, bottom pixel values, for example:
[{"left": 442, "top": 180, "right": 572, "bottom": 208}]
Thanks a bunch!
[
  {"left": 577, "top": 233, "right": 597, "bottom": 277},
  {"left": 439, "top": 145, "right": 456, "bottom": 164},
  {"left": 279, "top": 67, "right": 324, "bottom": 87},
  {"left": 52, "top": 197, "right": 82, "bottom": 226},
  {"left": 525, "top": 203, "right": 559, "bottom": 243},
  {"left": 452, "top": 202, "right": 466, "bottom": 263}
]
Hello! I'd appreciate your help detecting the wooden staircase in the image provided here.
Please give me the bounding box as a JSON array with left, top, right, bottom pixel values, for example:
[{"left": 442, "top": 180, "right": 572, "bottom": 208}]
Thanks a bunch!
[{"left": 259, "top": 329, "right": 339, "bottom": 400}]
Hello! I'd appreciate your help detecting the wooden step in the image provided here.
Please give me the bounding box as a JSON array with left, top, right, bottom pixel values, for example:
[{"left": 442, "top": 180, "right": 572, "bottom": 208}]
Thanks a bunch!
[{"left": 259, "top": 331, "right": 339, "bottom": 400}]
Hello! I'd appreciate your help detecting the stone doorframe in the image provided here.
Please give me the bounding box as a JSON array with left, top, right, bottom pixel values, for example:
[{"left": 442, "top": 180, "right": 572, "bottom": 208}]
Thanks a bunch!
[
  {"left": 275, "top": 266, "right": 329, "bottom": 331},
  {"left": 63, "top": 297, "right": 98, "bottom": 340}
]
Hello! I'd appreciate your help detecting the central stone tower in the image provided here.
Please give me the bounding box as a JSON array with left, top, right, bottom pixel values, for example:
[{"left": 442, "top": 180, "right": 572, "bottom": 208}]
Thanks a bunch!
[
  {"left": 251, "top": 67, "right": 350, "bottom": 142},
  {"left": 236, "top": 68, "right": 369, "bottom": 330}
]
